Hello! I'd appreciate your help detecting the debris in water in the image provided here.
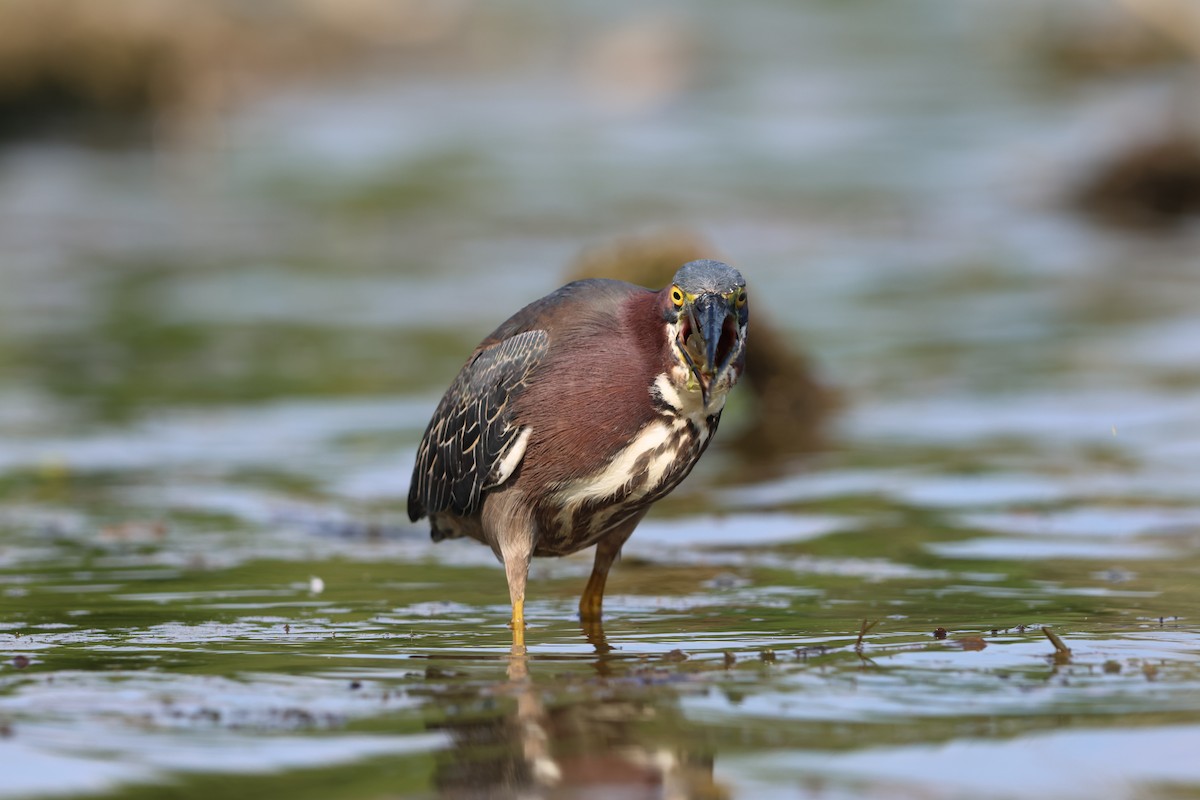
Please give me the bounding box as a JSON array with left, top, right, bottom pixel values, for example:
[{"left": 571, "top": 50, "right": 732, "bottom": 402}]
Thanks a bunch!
[
  {"left": 855, "top": 619, "right": 879, "bottom": 652},
  {"left": 98, "top": 520, "right": 167, "bottom": 544},
  {"left": 1042, "top": 626, "right": 1072, "bottom": 664},
  {"left": 955, "top": 636, "right": 988, "bottom": 651},
  {"left": 795, "top": 645, "right": 828, "bottom": 661}
]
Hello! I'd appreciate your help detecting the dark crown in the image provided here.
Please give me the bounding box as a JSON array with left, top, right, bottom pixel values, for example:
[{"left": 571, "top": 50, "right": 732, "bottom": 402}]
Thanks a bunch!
[{"left": 671, "top": 259, "right": 745, "bottom": 294}]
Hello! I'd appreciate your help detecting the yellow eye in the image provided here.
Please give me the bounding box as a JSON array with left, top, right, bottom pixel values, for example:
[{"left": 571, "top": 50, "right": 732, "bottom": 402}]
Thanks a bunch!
[
  {"left": 736, "top": 289, "right": 747, "bottom": 308},
  {"left": 670, "top": 286, "right": 684, "bottom": 307}
]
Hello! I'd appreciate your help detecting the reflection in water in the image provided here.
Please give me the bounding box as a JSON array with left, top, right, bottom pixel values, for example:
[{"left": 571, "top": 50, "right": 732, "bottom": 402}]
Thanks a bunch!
[{"left": 427, "top": 629, "right": 728, "bottom": 799}]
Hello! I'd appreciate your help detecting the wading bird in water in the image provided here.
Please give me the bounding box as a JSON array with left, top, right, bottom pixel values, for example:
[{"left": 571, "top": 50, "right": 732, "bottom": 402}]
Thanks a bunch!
[{"left": 408, "top": 260, "right": 748, "bottom": 644}]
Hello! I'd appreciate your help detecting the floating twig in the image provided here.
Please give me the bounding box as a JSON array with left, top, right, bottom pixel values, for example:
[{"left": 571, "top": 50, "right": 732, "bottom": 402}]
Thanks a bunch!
[
  {"left": 855, "top": 619, "right": 880, "bottom": 652},
  {"left": 1042, "top": 626, "right": 1072, "bottom": 663}
]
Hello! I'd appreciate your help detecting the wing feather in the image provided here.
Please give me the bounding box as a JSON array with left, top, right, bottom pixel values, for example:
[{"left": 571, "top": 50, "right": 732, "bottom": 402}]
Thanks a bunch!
[{"left": 407, "top": 329, "right": 549, "bottom": 521}]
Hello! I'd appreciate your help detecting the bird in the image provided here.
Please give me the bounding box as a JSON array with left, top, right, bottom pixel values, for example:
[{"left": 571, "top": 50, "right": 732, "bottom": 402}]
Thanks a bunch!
[
  {"left": 567, "top": 231, "right": 837, "bottom": 459},
  {"left": 407, "top": 259, "right": 748, "bottom": 642}
]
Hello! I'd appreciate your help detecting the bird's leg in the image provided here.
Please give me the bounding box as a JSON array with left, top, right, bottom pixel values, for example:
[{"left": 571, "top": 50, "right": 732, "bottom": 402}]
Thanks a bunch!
[
  {"left": 579, "top": 512, "right": 645, "bottom": 623},
  {"left": 499, "top": 529, "right": 533, "bottom": 646},
  {"left": 484, "top": 491, "right": 536, "bottom": 645},
  {"left": 579, "top": 540, "right": 619, "bottom": 621},
  {"left": 504, "top": 548, "right": 531, "bottom": 646}
]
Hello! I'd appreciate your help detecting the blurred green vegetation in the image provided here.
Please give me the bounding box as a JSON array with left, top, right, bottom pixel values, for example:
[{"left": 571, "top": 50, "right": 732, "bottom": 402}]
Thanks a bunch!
[{"left": 7, "top": 265, "right": 475, "bottom": 422}]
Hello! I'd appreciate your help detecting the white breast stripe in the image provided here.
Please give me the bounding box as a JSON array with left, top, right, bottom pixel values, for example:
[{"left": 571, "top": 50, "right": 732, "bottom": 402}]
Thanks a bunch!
[
  {"left": 573, "top": 421, "right": 670, "bottom": 502},
  {"left": 553, "top": 420, "right": 674, "bottom": 523}
]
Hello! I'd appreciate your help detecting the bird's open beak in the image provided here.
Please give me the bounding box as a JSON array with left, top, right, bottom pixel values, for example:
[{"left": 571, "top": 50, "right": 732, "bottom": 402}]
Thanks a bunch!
[
  {"left": 694, "top": 293, "right": 734, "bottom": 376},
  {"left": 678, "top": 292, "right": 738, "bottom": 405}
]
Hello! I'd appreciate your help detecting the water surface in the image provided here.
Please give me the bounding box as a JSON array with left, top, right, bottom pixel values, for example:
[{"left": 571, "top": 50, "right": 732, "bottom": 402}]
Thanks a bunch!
[{"left": 3, "top": 2, "right": 1200, "bottom": 798}]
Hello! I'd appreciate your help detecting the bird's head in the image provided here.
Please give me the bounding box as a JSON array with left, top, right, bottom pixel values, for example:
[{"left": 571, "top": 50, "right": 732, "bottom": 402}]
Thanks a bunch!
[{"left": 659, "top": 259, "right": 748, "bottom": 408}]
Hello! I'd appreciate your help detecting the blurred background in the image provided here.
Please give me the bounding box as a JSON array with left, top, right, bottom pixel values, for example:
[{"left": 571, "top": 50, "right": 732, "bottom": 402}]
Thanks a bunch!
[
  {"left": 4, "top": 1, "right": 1200, "bottom": 798},
  {"left": 2, "top": 0, "right": 1197, "bottom": 434}
]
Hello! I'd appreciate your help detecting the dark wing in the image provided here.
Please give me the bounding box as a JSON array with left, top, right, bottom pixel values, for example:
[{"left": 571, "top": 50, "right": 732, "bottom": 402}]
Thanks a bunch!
[{"left": 407, "top": 329, "right": 549, "bottom": 522}]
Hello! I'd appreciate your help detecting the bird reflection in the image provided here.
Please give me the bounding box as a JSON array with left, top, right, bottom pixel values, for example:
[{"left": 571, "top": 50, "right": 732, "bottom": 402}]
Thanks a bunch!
[{"left": 425, "top": 625, "right": 729, "bottom": 799}]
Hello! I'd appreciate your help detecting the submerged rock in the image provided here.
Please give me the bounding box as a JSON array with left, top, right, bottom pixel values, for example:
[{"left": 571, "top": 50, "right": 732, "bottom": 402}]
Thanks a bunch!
[{"left": 1075, "top": 134, "right": 1200, "bottom": 230}]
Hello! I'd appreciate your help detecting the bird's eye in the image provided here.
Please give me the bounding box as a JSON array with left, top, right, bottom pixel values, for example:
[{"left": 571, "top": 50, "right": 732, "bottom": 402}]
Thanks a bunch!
[
  {"left": 671, "top": 287, "right": 684, "bottom": 307},
  {"left": 736, "top": 289, "right": 747, "bottom": 308}
]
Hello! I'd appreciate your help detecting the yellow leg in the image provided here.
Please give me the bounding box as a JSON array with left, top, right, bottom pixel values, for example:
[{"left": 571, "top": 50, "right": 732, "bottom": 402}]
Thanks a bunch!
[
  {"left": 579, "top": 563, "right": 608, "bottom": 621},
  {"left": 579, "top": 518, "right": 639, "bottom": 621},
  {"left": 489, "top": 493, "right": 533, "bottom": 645},
  {"left": 511, "top": 596, "right": 526, "bottom": 648},
  {"left": 578, "top": 514, "right": 645, "bottom": 622}
]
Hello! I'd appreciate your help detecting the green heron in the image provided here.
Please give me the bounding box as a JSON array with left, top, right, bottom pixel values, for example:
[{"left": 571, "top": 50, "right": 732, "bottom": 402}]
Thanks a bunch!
[{"left": 408, "top": 259, "right": 748, "bottom": 640}]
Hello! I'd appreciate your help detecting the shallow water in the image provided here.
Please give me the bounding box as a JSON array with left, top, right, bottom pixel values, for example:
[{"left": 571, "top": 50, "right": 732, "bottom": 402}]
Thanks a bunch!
[{"left": 4, "top": 1, "right": 1200, "bottom": 798}]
